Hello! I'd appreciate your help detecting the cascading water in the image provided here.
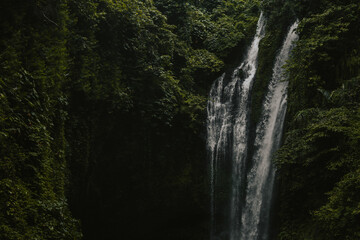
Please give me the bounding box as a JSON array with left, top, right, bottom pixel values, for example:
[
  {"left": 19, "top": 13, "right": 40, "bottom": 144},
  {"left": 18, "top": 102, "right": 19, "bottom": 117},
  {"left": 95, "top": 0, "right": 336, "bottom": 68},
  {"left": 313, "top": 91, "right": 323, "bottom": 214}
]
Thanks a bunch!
[
  {"left": 207, "top": 12, "right": 266, "bottom": 239},
  {"left": 239, "top": 21, "right": 299, "bottom": 240},
  {"left": 207, "top": 16, "right": 299, "bottom": 240},
  {"left": 229, "top": 13, "right": 266, "bottom": 240}
]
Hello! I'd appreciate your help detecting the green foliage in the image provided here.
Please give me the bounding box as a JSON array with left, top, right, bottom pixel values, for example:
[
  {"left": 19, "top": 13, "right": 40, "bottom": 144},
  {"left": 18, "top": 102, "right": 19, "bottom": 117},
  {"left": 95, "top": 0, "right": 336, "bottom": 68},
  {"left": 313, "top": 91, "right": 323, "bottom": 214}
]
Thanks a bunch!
[
  {"left": 273, "top": 0, "right": 360, "bottom": 239},
  {"left": 285, "top": 0, "right": 360, "bottom": 118},
  {"left": 186, "top": 49, "right": 224, "bottom": 72},
  {"left": 276, "top": 104, "right": 360, "bottom": 239},
  {"left": 314, "top": 168, "right": 360, "bottom": 240},
  {"left": 0, "top": 0, "right": 81, "bottom": 238},
  {"left": 60, "top": 0, "right": 261, "bottom": 239},
  {"left": 205, "top": 0, "right": 259, "bottom": 57}
]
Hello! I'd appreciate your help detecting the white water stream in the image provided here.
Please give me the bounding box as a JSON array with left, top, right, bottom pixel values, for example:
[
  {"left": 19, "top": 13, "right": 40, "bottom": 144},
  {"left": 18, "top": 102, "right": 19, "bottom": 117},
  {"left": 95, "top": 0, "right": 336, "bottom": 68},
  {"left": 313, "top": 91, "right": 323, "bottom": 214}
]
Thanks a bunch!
[{"left": 207, "top": 17, "right": 299, "bottom": 240}]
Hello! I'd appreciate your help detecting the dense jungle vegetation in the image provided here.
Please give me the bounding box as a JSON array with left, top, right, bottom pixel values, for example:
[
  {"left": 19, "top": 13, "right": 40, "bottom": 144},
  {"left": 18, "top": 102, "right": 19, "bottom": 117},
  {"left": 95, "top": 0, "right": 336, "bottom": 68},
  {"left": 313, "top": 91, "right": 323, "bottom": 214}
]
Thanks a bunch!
[{"left": 0, "top": 0, "right": 359, "bottom": 239}]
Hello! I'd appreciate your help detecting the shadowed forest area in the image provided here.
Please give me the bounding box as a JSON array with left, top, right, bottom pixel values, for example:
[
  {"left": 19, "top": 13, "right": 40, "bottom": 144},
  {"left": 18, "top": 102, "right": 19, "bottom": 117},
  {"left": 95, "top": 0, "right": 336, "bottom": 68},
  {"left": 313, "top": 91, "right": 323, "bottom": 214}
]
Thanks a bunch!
[{"left": 0, "top": 0, "right": 359, "bottom": 239}]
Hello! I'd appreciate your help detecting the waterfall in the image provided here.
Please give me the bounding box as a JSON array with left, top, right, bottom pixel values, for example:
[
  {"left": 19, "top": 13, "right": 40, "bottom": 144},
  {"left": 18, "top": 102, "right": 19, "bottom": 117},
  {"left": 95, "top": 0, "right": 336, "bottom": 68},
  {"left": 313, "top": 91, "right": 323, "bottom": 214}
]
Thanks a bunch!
[
  {"left": 229, "top": 12, "right": 266, "bottom": 240},
  {"left": 207, "top": 12, "right": 266, "bottom": 239},
  {"left": 207, "top": 17, "right": 299, "bottom": 240},
  {"left": 239, "top": 21, "right": 299, "bottom": 240}
]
